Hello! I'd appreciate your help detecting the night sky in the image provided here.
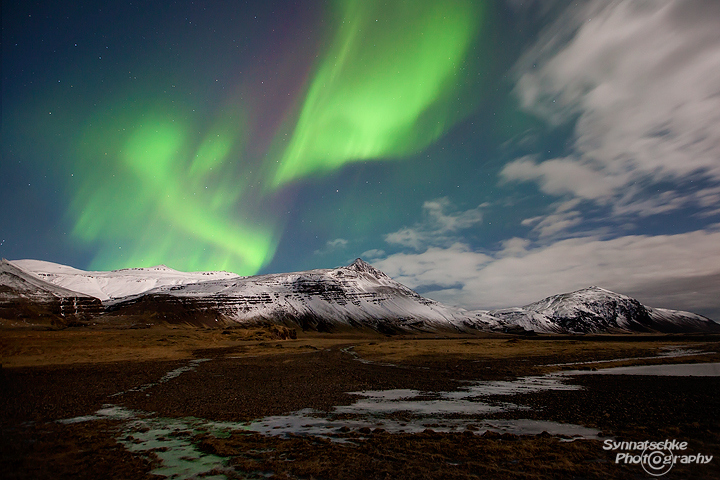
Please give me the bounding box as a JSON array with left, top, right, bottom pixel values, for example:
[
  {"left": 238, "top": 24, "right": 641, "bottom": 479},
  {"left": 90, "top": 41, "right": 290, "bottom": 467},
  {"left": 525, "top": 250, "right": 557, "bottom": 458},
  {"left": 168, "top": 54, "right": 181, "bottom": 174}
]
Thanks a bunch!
[{"left": 3, "top": 0, "right": 720, "bottom": 318}]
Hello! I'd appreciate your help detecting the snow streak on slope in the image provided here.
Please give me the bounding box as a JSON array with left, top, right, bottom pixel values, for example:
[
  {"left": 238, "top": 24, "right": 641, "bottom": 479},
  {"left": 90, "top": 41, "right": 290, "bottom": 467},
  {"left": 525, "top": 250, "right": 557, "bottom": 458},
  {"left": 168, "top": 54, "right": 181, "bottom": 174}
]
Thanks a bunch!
[{"left": 10, "top": 259, "right": 240, "bottom": 302}]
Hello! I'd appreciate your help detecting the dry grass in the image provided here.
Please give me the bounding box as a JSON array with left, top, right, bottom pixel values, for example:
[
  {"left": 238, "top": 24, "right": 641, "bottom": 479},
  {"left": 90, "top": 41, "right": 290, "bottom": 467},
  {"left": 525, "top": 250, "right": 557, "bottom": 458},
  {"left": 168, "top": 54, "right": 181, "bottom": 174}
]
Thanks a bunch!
[
  {"left": 0, "top": 325, "right": 383, "bottom": 367},
  {"left": 2, "top": 326, "right": 719, "bottom": 370},
  {"left": 353, "top": 336, "right": 720, "bottom": 373}
]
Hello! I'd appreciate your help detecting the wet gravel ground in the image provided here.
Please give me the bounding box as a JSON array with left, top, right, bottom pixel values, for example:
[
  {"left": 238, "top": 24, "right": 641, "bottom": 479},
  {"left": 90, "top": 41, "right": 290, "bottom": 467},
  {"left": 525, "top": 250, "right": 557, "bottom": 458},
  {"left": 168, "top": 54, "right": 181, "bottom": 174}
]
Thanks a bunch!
[{"left": 2, "top": 338, "right": 720, "bottom": 479}]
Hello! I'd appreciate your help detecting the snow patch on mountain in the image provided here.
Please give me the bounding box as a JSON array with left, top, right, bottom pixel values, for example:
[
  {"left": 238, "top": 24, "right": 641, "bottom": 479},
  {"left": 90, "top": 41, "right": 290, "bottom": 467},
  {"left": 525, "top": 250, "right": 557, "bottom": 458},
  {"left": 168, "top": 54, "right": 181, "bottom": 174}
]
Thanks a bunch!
[
  {"left": 1, "top": 259, "right": 95, "bottom": 299},
  {"left": 10, "top": 259, "right": 241, "bottom": 302},
  {"left": 1, "top": 259, "right": 103, "bottom": 323},
  {"left": 4, "top": 258, "right": 717, "bottom": 334},
  {"left": 489, "top": 286, "right": 719, "bottom": 333},
  {"left": 110, "top": 258, "right": 500, "bottom": 332}
]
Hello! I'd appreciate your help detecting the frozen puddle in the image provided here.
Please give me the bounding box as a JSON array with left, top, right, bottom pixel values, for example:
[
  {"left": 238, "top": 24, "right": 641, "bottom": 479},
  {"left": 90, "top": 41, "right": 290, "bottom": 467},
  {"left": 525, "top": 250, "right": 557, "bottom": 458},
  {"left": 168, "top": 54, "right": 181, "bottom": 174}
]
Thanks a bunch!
[
  {"left": 247, "top": 409, "right": 601, "bottom": 441},
  {"left": 54, "top": 347, "right": 718, "bottom": 478},
  {"left": 266, "top": 376, "right": 587, "bottom": 439},
  {"left": 337, "top": 389, "right": 515, "bottom": 416},
  {"left": 570, "top": 362, "right": 720, "bottom": 376},
  {"left": 60, "top": 405, "right": 603, "bottom": 479},
  {"left": 57, "top": 405, "right": 136, "bottom": 425},
  {"left": 57, "top": 373, "right": 600, "bottom": 478},
  {"left": 119, "top": 415, "right": 232, "bottom": 480},
  {"left": 340, "top": 346, "right": 405, "bottom": 368},
  {"left": 445, "top": 374, "right": 581, "bottom": 398},
  {"left": 336, "top": 375, "right": 580, "bottom": 416},
  {"left": 59, "top": 401, "right": 603, "bottom": 480},
  {"left": 61, "top": 406, "right": 235, "bottom": 479}
]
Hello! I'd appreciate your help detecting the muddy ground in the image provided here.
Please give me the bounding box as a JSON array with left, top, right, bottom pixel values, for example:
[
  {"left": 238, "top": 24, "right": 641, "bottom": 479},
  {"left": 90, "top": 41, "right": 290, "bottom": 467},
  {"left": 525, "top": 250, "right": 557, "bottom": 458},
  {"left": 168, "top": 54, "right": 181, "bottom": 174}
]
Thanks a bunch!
[{"left": 2, "top": 326, "right": 720, "bottom": 479}]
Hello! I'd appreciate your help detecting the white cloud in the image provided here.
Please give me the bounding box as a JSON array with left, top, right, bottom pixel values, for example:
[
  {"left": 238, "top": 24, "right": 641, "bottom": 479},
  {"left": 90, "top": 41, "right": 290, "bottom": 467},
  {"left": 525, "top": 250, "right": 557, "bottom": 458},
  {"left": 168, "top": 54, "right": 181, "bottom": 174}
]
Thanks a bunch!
[
  {"left": 384, "top": 227, "right": 425, "bottom": 250},
  {"left": 373, "top": 243, "right": 492, "bottom": 292},
  {"left": 509, "top": 0, "right": 720, "bottom": 216},
  {"left": 372, "top": 229, "right": 720, "bottom": 320},
  {"left": 519, "top": 199, "right": 585, "bottom": 238},
  {"left": 522, "top": 210, "right": 582, "bottom": 238},
  {"left": 384, "top": 198, "right": 485, "bottom": 251},
  {"left": 501, "top": 156, "right": 626, "bottom": 202},
  {"left": 359, "top": 248, "right": 386, "bottom": 260},
  {"left": 314, "top": 238, "right": 348, "bottom": 255},
  {"left": 326, "top": 238, "right": 348, "bottom": 249},
  {"left": 498, "top": 237, "right": 532, "bottom": 258},
  {"left": 423, "top": 198, "right": 485, "bottom": 232}
]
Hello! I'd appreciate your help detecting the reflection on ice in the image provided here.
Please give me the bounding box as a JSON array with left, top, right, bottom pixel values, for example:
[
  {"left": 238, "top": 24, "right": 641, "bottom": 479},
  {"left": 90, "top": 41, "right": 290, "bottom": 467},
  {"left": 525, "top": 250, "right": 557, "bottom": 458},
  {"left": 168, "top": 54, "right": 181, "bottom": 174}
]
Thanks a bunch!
[
  {"left": 52, "top": 339, "right": 720, "bottom": 480},
  {"left": 60, "top": 405, "right": 232, "bottom": 479},
  {"left": 247, "top": 409, "right": 601, "bottom": 441},
  {"left": 352, "top": 389, "right": 420, "bottom": 400},
  {"left": 58, "top": 400, "right": 606, "bottom": 480},
  {"left": 120, "top": 416, "right": 230, "bottom": 480},
  {"left": 339, "top": 375, "right": 580, "bottom": 415},
  {"left": 57, "top": 405, "right": 136, "bottom": 424},
  {"left": 445, "top": 375, "right": 581, "bottom": 399},
  {"left": 67, "top": 356, "right": 712, "bottom": 478},
  {"left": 336, "top": 398, "right": 512, "bottom": 415}
]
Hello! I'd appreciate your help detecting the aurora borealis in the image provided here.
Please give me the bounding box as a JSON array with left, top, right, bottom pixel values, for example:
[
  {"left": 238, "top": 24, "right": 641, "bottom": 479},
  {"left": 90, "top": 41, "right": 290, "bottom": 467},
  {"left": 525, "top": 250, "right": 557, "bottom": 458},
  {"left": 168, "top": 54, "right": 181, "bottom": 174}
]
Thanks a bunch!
[
  {"left": 3, "top": 0, "right": 720, "bottom": 318},
  {"left": 272, "top": 0, "right": 483, "bottom": 187}
]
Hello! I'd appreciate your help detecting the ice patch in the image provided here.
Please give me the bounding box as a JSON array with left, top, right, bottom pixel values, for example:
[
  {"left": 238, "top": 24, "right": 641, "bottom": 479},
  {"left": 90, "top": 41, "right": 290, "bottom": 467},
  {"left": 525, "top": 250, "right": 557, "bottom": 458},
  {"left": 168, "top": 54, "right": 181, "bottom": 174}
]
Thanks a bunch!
[
  {"left": 119, "top": 416, "right": 231, "bottom": 480},
  {"left": 246, "top": 410, "right": 601, "bottom": 441},
  {"left": 444, "top": 375, "right": 581, "bottom": 399},
  {"left": 569, "top": 362, "right": 720, "bottom": 377},
  {"left": 545, "top": 346, "right": 715, "bottom": 367},
  {"left": 336, "top": 398, "right": 513, "bottom": 416}
]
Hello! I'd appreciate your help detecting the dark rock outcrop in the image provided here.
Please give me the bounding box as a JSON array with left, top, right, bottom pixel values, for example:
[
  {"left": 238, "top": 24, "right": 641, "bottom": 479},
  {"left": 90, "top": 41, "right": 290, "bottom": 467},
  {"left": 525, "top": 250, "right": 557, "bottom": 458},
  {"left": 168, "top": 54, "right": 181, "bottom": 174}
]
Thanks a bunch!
[{"left": 0, "top": 259, "right": 103, "bottom": 326}]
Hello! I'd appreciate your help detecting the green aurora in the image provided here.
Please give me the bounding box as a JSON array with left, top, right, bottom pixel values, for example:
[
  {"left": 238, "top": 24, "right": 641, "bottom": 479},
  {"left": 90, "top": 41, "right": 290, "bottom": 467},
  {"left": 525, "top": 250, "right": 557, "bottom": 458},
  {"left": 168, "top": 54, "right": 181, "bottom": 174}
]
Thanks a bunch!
[
  {"left": 71, "top": 104, "right": 279, "bottom": 274},
  {"left": 271, "top": 0, "right": 483, "bottom": 187},
  {"left": 67, "top": 0, "right": 486, "bottom": 274}
]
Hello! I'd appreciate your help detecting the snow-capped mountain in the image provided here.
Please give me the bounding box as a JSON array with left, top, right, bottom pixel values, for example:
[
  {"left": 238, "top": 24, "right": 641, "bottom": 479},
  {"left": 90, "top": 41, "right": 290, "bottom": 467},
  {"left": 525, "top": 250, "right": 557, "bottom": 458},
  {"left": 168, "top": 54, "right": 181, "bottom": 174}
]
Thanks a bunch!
[
  {"left": 0, "top": 259, "right": 103, "bottom": 325},
  {"left": 106, "top": 258, "right": 499, "bottom": 332},
  {"left": 3, "top": 258, "right": 717, "bottom": 333},
  {"left": 10, "top": 259, "right": 240, "bottom": 302},
  {"left": 489, "top": 286, "right": 719, "bottom": 334}
]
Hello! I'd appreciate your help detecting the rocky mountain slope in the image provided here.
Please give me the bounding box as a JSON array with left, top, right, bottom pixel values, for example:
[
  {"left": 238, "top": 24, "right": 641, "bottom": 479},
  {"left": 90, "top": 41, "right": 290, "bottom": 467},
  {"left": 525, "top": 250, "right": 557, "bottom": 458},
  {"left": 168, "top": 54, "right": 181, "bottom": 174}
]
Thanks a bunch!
[
  {"left": 3, "top": 258, "right": 718, "bottom": 334},
  {"left": 105, "top": 259, "right": 499, "bottom": 332},
  {"left": 0, "top": 259, "right": 103, "bottom": 326},
  {"left": 489, "top": 286, "right": 719, "bottom": 334}
]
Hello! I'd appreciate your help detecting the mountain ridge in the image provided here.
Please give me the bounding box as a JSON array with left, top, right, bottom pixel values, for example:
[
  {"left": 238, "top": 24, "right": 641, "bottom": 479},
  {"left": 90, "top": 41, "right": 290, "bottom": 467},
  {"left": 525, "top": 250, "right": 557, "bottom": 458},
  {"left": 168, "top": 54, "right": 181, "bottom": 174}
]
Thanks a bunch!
[
  {"left": 489, "top": 285, "right": 717, "bottom": 334},
  {"left": 2, "top": 258, "right": 717, "bottom": 333}
]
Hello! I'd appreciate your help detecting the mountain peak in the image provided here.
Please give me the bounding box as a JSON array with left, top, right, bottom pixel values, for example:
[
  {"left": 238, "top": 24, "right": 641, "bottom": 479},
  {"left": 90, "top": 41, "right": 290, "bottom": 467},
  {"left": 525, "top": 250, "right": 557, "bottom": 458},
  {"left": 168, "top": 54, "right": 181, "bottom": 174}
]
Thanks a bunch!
[
  {"left": 149, "top": 264, "right": 176, "bottom": 272},
  {"left": 570, "top": 285, "right": 630, "bottom": 300},
  {"left": 345, "top": 258, "right": 388, "bottom": 279},
  {"left": 581, "top": 285, "right": 614, "bottom": 293}
]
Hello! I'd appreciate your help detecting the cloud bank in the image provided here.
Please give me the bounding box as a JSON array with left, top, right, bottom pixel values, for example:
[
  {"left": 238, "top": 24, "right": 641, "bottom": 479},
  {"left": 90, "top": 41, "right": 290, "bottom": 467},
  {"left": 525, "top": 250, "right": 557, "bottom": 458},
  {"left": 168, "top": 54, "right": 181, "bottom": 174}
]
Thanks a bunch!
[
  {"left": 506, "top": 0, "right": 720, "bottom": 218},
  {"left": 369, "top": 1, "right": 720, "bottom": 320},
  {"left": 373, "top": 226, "right": 720, "bottom": 319}
]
